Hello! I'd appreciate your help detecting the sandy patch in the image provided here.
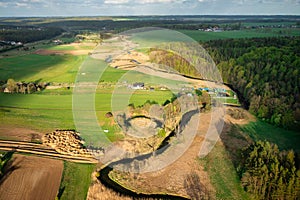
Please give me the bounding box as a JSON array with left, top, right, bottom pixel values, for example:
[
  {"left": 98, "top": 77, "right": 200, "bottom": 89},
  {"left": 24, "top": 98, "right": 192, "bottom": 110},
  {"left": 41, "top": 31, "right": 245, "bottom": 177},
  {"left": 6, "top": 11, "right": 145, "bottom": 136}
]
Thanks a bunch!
[
  {"left": 0, "top": 154, "right": 63, "bottom": 200},
  {"left": 91, "top": 36, "right": 138, "bottom": 61},
  {"left": 109, "top": 51, "right": 149, "bottom": 70}
]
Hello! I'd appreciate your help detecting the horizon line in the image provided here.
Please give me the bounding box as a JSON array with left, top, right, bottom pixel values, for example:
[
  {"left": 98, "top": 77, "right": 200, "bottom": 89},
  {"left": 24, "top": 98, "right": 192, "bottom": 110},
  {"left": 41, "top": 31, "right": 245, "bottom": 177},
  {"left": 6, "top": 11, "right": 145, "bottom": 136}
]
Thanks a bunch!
[{"left": 1, "top": 14, "right": 300, "bottom": 18}]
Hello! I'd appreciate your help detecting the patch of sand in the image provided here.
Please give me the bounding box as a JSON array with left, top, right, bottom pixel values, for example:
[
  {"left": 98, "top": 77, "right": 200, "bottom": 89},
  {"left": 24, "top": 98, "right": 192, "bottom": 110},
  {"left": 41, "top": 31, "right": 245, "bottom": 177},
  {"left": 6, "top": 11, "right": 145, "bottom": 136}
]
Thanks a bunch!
[{"left": 109, "top": 51, "right": 149, "bottom": 70}]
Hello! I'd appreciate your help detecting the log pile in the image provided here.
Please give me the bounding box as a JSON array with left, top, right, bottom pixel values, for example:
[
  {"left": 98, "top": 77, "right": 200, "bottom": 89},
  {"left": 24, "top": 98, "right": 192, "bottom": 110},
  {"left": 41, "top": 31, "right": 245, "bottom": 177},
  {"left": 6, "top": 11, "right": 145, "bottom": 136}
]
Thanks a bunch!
[{"left": 43, "top": 130, "right": 92, "bottom": 157}]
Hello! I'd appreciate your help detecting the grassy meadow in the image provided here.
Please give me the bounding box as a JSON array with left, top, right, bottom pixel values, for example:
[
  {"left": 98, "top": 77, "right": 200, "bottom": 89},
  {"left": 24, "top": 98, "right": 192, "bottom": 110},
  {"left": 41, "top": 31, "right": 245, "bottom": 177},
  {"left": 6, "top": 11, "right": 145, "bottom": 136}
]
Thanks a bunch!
[
  {"left": 179, "top": 28, "right": 300, "bottom": 42},
  {"left": 58, "top": 162, "right": 96, "bottom": 200},
  {"left": 198, "top": 143, "right": 251, "bottom": 200},
  {"left": 0, "top": 54, "right": 85, "bottom": 83},
  {"left": 239, "top": 120, "right": 300, "bottom": 152},
  {"left": 0, "top": 52, "right": 175, "bottom": 138}
]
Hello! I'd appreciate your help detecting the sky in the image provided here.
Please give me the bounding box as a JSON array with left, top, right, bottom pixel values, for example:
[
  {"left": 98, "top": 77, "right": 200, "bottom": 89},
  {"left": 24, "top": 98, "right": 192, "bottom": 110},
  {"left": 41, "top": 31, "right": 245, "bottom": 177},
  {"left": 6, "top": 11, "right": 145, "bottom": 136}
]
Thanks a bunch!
[{"left": 0, "top": 0, "right": 299, "bottom": 17}]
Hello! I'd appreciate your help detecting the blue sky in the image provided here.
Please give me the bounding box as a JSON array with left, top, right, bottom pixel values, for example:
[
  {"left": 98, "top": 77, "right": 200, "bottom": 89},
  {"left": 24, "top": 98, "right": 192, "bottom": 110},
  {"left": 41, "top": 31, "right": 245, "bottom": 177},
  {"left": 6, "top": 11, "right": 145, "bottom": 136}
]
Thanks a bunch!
[{"left": 0, "top": 0, "right": 299, "bottom": 17}]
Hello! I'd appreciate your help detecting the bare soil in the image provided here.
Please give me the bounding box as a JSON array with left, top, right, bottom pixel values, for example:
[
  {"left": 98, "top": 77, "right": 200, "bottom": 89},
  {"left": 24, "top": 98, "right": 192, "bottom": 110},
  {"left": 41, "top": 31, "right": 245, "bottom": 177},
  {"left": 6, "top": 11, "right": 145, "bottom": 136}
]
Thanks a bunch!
[
  {"left": 0, "top": 126, "right": 43, "bottom": 142},
  {"left": 91, "top": 36, "right": 138, "bottom": 60},
  {"left": 225, "top": 107, "right": 256, "bottom": 125},
  {"left": 109, "top": 51, "right": 149, "bottom": 70},
  {"left": 0, "top": 154, "right": 63, "bottom": 200}
]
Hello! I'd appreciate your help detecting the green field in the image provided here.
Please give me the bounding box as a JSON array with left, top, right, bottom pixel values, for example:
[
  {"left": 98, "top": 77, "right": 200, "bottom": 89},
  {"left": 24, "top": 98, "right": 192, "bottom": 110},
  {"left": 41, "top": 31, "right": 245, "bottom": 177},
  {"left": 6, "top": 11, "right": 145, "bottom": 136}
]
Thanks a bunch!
[
  {"left": 58, "top": 162, "right": 95, "bottom": 200},
  {"left": 0, "top": 52, "right": 176, "bottom": 139},
  {"left": 198, "top": 143, "right": 251, "bottom": 200},
  {"left": 179, "top": 28, "right": 300, "bottom": 42},
  {"left": 48, "top": 45, "right": 76, "bottom": 51},
  {"left": 0, "top": 90, "right": 173, "bottom": 135},
  {"left": 0, "top": 54, "right": 85, "bottom": 82},
  {"left": 130, "top": 29, "right": 195, "bottom": 49},
  {"left": 242, "top": 22, "right": 297, "bottom": 27},
  {"left": 239, "top": 120, "right": 300, "bottom": 152},
  {"left": 0, "top": 93, "right": 74, "bottom": 133}
]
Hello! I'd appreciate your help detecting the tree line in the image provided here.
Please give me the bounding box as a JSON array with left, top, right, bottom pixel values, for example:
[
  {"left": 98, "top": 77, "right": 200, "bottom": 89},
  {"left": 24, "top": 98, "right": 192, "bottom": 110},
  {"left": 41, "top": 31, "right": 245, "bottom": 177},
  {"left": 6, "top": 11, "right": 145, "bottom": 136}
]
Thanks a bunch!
[
  {"left": 203, "top": 37, "right": 300, "bottom": 129},
  {"left": 0, "top": 26, "right": 64, "bottom": 43},
  {"left": 1, "top": 78, "right": 48, "bottom": 94}
]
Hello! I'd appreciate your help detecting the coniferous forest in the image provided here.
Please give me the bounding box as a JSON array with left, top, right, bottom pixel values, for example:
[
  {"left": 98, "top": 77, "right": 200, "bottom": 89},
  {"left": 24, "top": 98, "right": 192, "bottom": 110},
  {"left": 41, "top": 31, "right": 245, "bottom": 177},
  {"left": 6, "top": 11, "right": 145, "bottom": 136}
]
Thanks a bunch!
[{"left": 239, "top": 141, "right": 300, "bottom": 199}]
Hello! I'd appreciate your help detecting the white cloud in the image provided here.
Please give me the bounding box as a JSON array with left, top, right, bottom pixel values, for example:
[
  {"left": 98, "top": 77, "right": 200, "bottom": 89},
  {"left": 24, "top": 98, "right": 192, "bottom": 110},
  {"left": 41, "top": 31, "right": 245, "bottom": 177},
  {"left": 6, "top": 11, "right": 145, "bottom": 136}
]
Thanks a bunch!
[
  {"left": 15, "top": 2, "right": 28, "bottom": 7},
  {"left": 0, "top": 0, "right": 299, "bottom": 16},
  {"left": 104, "top": 0, "right": 184, "bottom": 4},
  {"left": 138, "top": 0, "right": 176, "bottom": 3},
  {"left": 104, "top": 0, "right": 129, "bottom": 4},
  {"left": 0, "top": 2, "right": 8, "bottom": 7}
]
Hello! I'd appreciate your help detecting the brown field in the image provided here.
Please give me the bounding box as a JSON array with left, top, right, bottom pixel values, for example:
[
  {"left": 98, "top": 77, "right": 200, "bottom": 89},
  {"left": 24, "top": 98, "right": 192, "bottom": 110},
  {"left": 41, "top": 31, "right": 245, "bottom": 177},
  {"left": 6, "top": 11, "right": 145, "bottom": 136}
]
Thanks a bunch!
[
  {"left": 0, "top": 126, "right": 43, "bottom": 142},
  {"left": 35, "top": 49, "right": 91, "bottom": 56},
  {"left": 0, "top": 154, "right": 63, "bottom": 200}
]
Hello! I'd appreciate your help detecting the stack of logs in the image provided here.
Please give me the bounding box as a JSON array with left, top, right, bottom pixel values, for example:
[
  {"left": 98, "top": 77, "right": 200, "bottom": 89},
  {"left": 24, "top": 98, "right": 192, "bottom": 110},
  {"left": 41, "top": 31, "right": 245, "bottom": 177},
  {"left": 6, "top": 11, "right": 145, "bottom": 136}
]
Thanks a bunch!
[{"left": 43, "top": 130, "right": 92, "bottom": 157}]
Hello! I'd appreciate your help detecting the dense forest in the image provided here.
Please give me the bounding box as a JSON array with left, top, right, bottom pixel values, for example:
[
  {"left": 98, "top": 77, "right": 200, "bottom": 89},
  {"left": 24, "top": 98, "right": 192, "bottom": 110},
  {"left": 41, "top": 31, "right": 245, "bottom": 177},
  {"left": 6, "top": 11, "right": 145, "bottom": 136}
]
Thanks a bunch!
[
  {"left": 239, "top": 141, "right": 300, "bottom": 199},
  {"left": 204, "top": 37, "right": 300, "bottom": 129},
  {"left": 0, "top": 26, "right": 63, "bottom": 43}
]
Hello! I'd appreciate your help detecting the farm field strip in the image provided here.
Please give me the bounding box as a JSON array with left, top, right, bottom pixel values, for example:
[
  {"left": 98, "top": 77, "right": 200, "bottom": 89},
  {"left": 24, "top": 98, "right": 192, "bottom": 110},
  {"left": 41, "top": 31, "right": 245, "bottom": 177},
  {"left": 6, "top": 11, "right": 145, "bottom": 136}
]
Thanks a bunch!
[
  {"left": 179, "top": 28, "right": 300, "bottom": 41},
  {"left": 0, "top": 140, "right": 98, "bottom": 163},
  {"left": 0, "top": 154, "right": 64, "bottom": 200}
]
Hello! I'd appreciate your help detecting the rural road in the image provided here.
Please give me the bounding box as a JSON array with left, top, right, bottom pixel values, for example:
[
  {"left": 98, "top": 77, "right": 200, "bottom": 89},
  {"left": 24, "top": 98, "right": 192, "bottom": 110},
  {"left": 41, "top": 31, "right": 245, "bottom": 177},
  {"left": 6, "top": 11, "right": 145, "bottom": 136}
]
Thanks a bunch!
[{"left": 0, "top": 140, "right": 98, "bottom": 164}]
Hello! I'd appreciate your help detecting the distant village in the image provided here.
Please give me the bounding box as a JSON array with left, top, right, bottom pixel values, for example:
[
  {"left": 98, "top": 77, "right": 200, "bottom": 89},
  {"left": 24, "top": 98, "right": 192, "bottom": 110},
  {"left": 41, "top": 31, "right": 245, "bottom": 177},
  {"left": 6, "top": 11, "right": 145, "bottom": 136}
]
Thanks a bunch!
[{"left": 0, "top": 40, "right": 23, "bottom": 52}]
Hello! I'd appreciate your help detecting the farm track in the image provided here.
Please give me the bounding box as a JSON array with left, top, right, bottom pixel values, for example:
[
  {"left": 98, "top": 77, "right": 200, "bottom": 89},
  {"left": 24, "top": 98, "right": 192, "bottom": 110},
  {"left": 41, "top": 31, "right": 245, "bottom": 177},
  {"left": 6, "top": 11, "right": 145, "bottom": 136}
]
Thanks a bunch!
[{"left": 0, "top": 140, "right": 98, "bottom": 164}]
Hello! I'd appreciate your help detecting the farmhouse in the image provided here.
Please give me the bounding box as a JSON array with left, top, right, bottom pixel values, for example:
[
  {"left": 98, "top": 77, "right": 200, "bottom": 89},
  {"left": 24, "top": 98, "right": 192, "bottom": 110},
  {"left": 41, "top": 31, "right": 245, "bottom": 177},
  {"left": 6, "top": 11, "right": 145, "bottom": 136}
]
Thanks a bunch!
[
  {"left": 216, "top": 92, "right": 230, "bottom": 97},
  {"left": 131, "top": 82, "right": 144, "bottom": 90},
  {"left": 52, "top": 39, "right": 63, "bottom": 44}
]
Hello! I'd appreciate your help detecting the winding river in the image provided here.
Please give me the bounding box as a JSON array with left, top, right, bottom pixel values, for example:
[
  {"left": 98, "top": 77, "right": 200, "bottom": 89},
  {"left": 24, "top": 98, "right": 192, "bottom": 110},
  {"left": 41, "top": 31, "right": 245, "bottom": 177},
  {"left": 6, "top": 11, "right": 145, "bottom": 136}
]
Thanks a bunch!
[{"left": 97, "top": 110, "right": 200, "bottom": 200}]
